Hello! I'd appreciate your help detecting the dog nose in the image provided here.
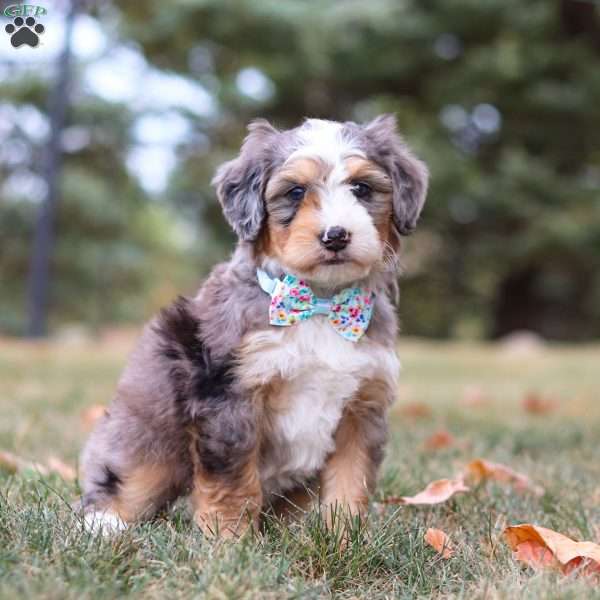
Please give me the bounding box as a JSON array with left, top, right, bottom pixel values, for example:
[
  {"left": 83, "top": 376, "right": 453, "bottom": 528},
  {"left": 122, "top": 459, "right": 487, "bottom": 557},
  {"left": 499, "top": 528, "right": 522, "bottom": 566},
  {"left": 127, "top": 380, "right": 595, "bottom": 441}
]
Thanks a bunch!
[{"left": 320, "top": 226, "right": 350, "bottom": 251}]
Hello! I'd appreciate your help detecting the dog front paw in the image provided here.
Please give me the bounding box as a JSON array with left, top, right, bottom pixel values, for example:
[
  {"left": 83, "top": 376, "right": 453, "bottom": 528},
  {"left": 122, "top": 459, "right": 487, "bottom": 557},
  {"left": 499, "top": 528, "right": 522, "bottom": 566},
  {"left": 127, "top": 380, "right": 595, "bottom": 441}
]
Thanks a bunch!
[
  {"left": 321, "top": 497, "right": 369, "bottom": 530},
  {"left": 193, "top": 510, "right": 257, "bottom": 540},
  {"left": 81, "top": 510, "right": 128, "bottom": 536}
]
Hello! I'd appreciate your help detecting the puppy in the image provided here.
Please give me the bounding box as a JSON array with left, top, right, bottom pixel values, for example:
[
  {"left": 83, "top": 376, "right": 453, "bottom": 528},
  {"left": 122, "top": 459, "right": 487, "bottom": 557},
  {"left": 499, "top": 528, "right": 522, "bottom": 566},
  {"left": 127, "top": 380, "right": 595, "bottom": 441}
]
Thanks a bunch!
[{"left": 79, "top": 115, "right": 428, "bottom": 537}]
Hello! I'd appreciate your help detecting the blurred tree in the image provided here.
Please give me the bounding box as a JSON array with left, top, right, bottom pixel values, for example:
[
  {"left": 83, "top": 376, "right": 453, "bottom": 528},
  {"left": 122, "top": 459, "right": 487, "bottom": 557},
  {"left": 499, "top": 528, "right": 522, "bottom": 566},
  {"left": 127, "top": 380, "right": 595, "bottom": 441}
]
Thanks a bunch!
[
  {"left": 26, "top": 0, "right": 78, "bottom": 337},
  {"left": 119, "top": 0, "right": 600, "bottom": 340},
  {"left": 1, "top": 0, "right": 599, "bottom": 340},
  {"left": 0, "top": 5, "right": 192, "bottom": 335}
]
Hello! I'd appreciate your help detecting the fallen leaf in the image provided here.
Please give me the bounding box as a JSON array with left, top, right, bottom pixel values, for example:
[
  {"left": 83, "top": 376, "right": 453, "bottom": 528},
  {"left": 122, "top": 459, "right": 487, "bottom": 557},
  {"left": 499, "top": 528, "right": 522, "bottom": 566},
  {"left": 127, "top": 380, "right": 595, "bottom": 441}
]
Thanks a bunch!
[
  {"left": 46, "top": 456, "right": 77, "bottom": 481},
  {"left": 423, "top": 430, "right": 456, "bottom": 451},
  {"left": 425, "top": 527, "right": 454, "bottom": 558},
  {"left": 80, "top": 404, "right": 107, "bottom": 431},
  {"left": 504, "top": 524, "right": 600, "bottom": 578},
  {"left": 383, "top": 478, "right": 469, "bottom": 506},
  {"left": 513, "top": 540, "right": 558, "bottom": 570},
  {"left": 463, "top": 459, "right": 544, "bottom": 496},
  {"left": 0, "top": 450, "right": 76, "bottom": 481},
  {"left": 400, "top": 402, "right": 432, "bottom": 419},
  {"left": 522, "top": 392, "right": 556, "bottom": 415},
  {"left": 0, "top": 450, "right": 49, "bottom": 476},
  {"left": 379, "top": 496, "right": 406, "bottom": 505}
]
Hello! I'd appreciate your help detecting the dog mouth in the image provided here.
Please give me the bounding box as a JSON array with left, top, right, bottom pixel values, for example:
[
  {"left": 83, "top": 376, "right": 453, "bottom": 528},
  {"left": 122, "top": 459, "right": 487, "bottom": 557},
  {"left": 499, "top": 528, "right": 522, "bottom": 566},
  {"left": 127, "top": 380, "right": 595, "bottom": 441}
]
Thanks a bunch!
[
  {"left": 322, "top": 256, "right": 349, "bottom": 265},
  {"left": 318, "top": 249, "right": 367, "bottom": 268},
  {"left": 296, "top": 251, "right": 374, "bottom": 284},
  {"left": 287, "top": 247, "right": 376, "bottom": 281}
]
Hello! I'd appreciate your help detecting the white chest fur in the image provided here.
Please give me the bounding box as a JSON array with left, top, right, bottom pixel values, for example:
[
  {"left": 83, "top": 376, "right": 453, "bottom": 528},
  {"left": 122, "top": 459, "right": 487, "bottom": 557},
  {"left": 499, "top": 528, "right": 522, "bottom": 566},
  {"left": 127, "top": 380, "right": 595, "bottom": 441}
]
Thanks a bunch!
[{"left": 239, "top": 317, "right": 399, "bottom": 496}]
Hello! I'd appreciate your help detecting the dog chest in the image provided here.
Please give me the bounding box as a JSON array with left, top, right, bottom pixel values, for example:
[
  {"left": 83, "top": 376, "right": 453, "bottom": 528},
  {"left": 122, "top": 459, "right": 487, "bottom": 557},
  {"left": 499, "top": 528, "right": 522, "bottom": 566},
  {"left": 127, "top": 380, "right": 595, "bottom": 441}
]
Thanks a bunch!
[
  {"left": 238, "top": 317, "right": 398, "bottom": 494},
  {"left": 261, "top": 356, "right": 357, "bottom": 493}
]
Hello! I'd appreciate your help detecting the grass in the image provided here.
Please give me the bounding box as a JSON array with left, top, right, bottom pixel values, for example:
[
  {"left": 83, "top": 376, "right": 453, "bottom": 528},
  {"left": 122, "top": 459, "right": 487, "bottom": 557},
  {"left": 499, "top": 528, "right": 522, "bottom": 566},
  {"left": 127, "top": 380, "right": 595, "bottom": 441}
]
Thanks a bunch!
[{"left": 0, "top": 333, "right": 599, "bottom": 598}]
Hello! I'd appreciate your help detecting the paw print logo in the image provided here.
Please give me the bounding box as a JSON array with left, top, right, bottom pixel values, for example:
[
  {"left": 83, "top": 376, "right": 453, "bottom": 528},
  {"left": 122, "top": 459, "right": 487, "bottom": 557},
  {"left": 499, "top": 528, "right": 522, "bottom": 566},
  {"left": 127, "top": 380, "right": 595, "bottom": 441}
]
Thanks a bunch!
[{"left": 5, "top": 17, "right": 45, "bottom": 48}]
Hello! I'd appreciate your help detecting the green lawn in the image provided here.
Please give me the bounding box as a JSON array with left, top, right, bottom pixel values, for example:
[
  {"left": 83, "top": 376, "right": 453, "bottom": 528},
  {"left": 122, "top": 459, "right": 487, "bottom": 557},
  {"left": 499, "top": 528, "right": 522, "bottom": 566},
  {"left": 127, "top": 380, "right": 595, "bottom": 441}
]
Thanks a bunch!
[{"left": 1, "top": 334, "right": 599, "bottom": 599}]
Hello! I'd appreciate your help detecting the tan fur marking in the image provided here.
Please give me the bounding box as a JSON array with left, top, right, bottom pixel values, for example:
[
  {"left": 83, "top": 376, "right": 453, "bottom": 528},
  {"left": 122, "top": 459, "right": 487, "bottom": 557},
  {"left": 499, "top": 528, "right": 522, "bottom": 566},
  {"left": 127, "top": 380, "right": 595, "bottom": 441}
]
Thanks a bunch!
[
  {"left": 260, "top": 375, "right": 288, "bottom": 413},
  {"left": 386, "top": 223, "right": 401, "bottom": 256},
  {"left": 267, "top": 190, "right": 323, "bottom": 272},
  {"left": 261, "top": 157, "right": 331, "bottom": 263},
  {"left": 344, "top": 157, "right": 392, "bottom": 193},
  {"left": 376, "top": 210, "right": 393, "bottom": 247},
  {"left": 320, "top": 378, "right": 392, "bottom": 523},
  {"left": 255, "top": 225, "right": 275, "bottom": 258},
  {"left": 320, "top": 413, "right": 371, "bottom": 521},
  {"left": 265, "top": 157, "right": 330, "bottom": 200},
  {"left": 270, "top": 484, "right": 318, "bottom": 521},
  {"left": 189, "top": 432, "right": 262, "bottom": 538},
  {"left": 109, "top": 464, "right": 174, "bottom": 522}
]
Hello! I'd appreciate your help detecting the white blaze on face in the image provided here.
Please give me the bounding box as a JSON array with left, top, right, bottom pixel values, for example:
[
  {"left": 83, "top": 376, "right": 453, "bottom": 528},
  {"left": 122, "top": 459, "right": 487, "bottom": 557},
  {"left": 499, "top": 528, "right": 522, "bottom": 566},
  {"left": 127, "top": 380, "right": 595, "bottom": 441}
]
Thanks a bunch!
[
  {"left": 319, "top": 164, "right": 381, "bottom": 263},
  {"left": 289, "top": 119, "right": 383, "bottom": 278},
  {"left": 291, "top": 119, "right": 360, "bottom": 166}
]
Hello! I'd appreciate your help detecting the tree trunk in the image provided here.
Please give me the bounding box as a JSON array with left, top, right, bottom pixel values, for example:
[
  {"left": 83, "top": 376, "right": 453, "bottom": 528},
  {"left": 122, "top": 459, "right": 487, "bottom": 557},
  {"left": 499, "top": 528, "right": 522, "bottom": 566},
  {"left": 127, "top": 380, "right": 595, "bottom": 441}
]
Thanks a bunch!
[{"left": 26, "top": 0, "right": 79, "bottom": 337}]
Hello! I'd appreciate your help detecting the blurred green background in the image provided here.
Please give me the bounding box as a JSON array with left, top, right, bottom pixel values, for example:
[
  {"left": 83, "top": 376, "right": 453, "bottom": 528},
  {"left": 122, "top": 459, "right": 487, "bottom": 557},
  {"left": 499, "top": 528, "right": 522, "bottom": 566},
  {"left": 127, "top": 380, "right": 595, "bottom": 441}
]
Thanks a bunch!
[{"left": 1, "top": 0, "right": 599, "bottom": 340}]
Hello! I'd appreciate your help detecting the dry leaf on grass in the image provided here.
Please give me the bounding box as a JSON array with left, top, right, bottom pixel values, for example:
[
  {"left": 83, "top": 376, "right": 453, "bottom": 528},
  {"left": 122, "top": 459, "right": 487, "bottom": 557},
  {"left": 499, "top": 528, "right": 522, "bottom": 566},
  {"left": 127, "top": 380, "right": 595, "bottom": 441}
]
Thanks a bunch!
[
  {"left": 522, "top": 392, "right": 556, "bottom": 415},
  {"left": 399, "top": 402, "right": 432, "bottom": 419},
  {"left": 463, "top": 459, "right": 544, "bottom": 496},
  {"left": 80, "top": 404, "right": 107, "bottom": 431},
  {"left": 423, "top": 430, "right": 456, "bottom": 451},
  {"left": 425, "top": 528, "right": 454, "bottom": 558},
  {"left": 0, "top": 450, "right": 49, "bottom": 476},
  {"left": 504, "top": 524, "right": 600, "bottom": 578},
  {"left": 0, "top": 450, "right": 76, "bottom": 481},
  {"left": 383, "top": 478, "right": 470, "bottom": 506}
]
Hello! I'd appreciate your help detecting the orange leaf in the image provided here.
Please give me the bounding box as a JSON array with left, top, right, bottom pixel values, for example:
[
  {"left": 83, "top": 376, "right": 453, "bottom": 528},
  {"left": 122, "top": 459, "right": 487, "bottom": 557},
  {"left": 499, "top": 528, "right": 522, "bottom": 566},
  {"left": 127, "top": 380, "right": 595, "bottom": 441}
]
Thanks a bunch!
[
  {"left": 423, "top": 430, "right": 456, "bottom": 451},
  {"left": 378, "top": 496, "right": 405, "bottom": 505},
  {"left": 0, "top": 450, "right": 76, "bottom": 481},
  {"left": 513, "top": 540, "right": 558, "bottom": 569},
  {"left": 522, "top": 392, "right": 556, "bottom": 415},
  {"left": 0, "top": 450, "right": 48, "bottom": 476},
  {"left": 463, "top": 459, "right": 544, "bottom": 495},
  {"left": 400, "top": 478, "right": 469, "bottom": 505},
  {"left": 400, "top": 402, "right": 432, "bottom": 419},
  {"left": 504, "top": 524, "right": 600, "bottom": 578},
  {"left": 425, "top": 527, "right": 454, "bottom": 558}
]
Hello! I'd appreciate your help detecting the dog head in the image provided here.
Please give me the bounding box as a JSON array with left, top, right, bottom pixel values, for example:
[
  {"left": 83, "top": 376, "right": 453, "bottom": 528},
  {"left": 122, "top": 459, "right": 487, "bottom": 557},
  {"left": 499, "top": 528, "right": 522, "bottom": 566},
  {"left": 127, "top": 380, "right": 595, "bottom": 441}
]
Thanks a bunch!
[{"left": 213, "top": 115, "right": 428, "bottom": 286}]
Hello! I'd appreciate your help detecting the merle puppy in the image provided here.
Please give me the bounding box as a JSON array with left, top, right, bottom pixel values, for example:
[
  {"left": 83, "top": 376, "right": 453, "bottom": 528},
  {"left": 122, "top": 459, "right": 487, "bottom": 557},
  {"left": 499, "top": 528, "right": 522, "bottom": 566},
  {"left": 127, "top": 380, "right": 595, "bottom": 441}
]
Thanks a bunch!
[{"left": 79, "top": 115, "right": 428, "bottom": 537}]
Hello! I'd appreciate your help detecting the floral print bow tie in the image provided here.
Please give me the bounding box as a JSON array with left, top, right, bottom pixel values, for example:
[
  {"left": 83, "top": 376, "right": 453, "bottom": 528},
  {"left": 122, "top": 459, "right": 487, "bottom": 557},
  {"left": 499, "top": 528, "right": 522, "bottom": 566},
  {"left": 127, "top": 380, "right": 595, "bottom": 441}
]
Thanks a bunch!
[{"left": 256, "top": 268, "right": 375, "bottom": 342}]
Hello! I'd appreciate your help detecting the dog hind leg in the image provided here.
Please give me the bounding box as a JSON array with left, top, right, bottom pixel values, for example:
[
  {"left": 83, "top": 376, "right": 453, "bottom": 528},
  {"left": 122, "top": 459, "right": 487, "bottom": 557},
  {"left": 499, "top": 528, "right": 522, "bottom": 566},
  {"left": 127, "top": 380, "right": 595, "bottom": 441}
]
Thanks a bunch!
[
  {"left": 188, "top": 407, "right": 262, "bottom": 539},
  {"left": 78, "top": 409, "right": 190, "bottom": 534}
]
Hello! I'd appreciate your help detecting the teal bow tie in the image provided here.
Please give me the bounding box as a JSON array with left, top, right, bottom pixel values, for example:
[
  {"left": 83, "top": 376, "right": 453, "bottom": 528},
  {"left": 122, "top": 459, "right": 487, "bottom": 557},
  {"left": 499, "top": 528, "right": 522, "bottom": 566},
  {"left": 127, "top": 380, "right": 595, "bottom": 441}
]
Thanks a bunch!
[{"left": 256, "top": 268, "right": 375, "bottom": 342}]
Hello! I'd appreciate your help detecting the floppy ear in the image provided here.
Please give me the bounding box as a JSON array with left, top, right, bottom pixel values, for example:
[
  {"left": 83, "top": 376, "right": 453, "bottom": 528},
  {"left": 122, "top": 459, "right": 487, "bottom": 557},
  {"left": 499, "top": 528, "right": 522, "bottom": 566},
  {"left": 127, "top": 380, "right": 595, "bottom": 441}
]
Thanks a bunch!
[
  {"left": 365, "top": 114, "right": 429, "bottom": 236},
  {"left": 212, "top": 119, "right": 279, "bottom": 241}
]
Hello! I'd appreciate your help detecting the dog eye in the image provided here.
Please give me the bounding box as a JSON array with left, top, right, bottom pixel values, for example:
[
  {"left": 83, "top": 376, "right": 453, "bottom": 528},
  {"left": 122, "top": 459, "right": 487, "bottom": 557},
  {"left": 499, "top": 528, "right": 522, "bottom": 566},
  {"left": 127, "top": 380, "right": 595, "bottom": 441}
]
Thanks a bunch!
[
  {"left": 350, "top": 182, "right": 372, "bottom": 199},
  {"left": 287, "top": 186, "right": 306, "bottom": 202}
]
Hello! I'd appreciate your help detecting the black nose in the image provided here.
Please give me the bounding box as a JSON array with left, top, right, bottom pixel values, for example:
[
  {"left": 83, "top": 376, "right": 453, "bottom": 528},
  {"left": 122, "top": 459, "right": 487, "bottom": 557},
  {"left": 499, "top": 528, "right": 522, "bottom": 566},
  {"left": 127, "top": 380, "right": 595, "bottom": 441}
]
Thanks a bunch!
[{"left": 320, "top": 226, "right": 350, "bottom": 251}]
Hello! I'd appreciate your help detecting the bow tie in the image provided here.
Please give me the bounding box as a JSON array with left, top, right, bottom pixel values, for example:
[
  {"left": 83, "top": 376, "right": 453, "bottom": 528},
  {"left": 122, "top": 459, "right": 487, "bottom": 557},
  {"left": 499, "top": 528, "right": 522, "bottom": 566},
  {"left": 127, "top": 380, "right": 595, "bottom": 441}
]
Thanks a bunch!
[{"left": 256, "top": 268, "right": 375, "bottom": 342}]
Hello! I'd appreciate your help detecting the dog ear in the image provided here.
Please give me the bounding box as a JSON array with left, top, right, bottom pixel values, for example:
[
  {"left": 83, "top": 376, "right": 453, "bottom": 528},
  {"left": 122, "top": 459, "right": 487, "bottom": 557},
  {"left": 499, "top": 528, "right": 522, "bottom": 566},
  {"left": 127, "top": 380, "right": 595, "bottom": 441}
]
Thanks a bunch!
[
  {"left": 364, "top": 114, "right": 429, "bottom": 236},
  {"left": 212, "top": 119, "right": 279, "bottom": 241}
]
